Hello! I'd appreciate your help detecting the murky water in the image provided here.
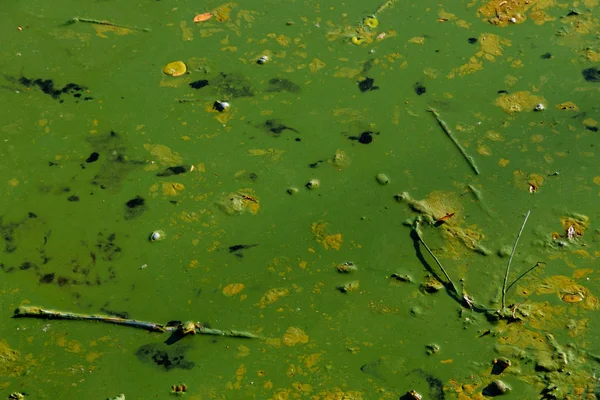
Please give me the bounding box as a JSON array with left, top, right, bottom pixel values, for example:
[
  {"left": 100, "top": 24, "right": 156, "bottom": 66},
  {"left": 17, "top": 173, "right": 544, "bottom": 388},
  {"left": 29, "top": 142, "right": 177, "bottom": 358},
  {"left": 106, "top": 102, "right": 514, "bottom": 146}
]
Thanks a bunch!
[{"left": 1, "top": 0, "right": 599, "bottom": 399}]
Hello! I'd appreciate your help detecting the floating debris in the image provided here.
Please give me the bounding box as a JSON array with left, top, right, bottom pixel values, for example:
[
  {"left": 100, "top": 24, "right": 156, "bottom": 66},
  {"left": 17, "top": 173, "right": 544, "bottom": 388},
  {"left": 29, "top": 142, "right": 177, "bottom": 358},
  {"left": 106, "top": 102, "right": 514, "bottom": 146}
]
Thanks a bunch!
[
  {"left": 193, "top": 12, "right": 212, "bottom": 22},
  {"left": 8, "top": 393, "right": 25, "bottom": 400},
  {"left": 375, "top": 173, "right": 389, "bottom": 185},
  {"left": 390, "top": 273, "right": 412, "bottom": 282},
  {"left": 256, "top": 55, "right": 269, "bottom": 64},
  {"left": 533, "top": 103, "right": 545, "bottom": 111},
  {"left": 422, "top": 276, "right": 444, "bottom": 293},
  {"left": 286, "top": 187, "right": 299, "bottom": 195},
  {"left": 163, "top": 61, "right": 187, "bottom": 77},
  {"left": 306, "top": 179, "right": 320, "bottom": 189},
  {"left": 492, "top": 357, "right": 511, "bottom": 374},
  {"left": 335, "top": 261, "right": 358, "bottom": 273},
  {"left": 337, "top": 280, "right": 359, "bottom": 293},
  {"left": 426, "top": 343, "right": 440, "bottom": 355},
  {"left": 171, "top": 383, "right": 187, "bottom": 394},
  {"left": 213, "top": 100, "right": 230, "bottom": 112},
  {"left": 483, "top": 380, "right": 511, "bottom": 396},
  {"left": 149, "top": 230, "right": 166, "bottom": 242},
  {"left": 404, "top": 390, "right": 422, "bottom": 400}
]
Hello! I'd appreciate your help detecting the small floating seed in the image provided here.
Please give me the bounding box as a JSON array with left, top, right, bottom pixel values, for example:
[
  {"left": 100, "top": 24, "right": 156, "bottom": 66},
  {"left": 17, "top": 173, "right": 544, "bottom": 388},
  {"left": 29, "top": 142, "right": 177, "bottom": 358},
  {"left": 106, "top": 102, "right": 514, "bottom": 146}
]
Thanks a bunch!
[
  {"left": 336, "top": 261, "right": 357, "bottom": 273},
  {"left": 534, "top": 103, "right": 545, "bottom": 111},
  {"left": 256, "top": 55, "right": 269, "bottom": 64},
  {"left": 375, "top": 173, "right": 389, "bottom": 185},
  {"left": 305, "top": 179, "right": 320, "bottom": 189},
  {"left": 287, "top": 187, "right": 299, "bottom": 195},
  {"left": 149, "top": 230, "right": 166, "bottom": 242}
]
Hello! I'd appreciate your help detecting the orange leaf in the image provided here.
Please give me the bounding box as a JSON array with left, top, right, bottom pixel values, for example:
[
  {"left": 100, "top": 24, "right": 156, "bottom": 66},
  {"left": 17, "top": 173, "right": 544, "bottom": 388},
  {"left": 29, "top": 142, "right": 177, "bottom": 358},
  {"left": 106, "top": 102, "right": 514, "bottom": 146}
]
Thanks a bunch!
[{"left": 193, "top": 12, "right": 212, "bottom": 22}]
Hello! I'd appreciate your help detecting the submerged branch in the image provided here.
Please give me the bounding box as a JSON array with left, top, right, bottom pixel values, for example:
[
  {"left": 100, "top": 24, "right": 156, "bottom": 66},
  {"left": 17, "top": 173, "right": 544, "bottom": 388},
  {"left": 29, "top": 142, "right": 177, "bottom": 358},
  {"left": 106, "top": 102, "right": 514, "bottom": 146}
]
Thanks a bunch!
[
  {"left": 13, "top": 306, "right": 262, "bottom": 340},
  {"left": 427, "top": 107, "right": 480, "bottom": 175}
]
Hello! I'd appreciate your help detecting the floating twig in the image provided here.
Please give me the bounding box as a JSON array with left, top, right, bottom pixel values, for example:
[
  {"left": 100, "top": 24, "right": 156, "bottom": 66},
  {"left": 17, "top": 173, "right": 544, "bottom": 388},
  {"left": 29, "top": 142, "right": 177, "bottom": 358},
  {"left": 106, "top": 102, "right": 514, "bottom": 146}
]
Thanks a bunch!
[
  {"left": 178, "top": 99, "right": 204, "bottom": 103},
  {"left": 374, "top": 0, "right": 398, "bottom": 15},
  {"left": 13, "top": 306, "right": 261, "bottom": 340},
  {"left": 412, "top": 219, "right": 459, "bottom": 294},
  {"left": 66, "top": 17, "right": 151, "bottom": 32},
  {"left": 505, "top": 261, "right": 544, "bottom": 293},
  {"left": 427, "top": 107, "right": 480, "bottom": 175},
  {"left": 501, "top": 210, "right": 531, "bottom": 309}
]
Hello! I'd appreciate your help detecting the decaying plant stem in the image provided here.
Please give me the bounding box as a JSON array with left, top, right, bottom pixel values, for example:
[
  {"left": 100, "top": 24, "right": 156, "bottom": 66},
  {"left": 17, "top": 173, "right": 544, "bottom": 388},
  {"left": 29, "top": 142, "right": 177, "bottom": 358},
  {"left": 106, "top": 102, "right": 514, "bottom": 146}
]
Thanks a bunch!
[
  {"left": 501, "top": 210, "right": 531, "bottom": 309},
  {"left": 427, "top": 107, "right": 480, "bottom": 175},
  {"left": 66, "top": 17, "right": 151, "bottom": 32},
  {"left": 412, "top": 219, "right": 459, "bottom": 294},
  {"left": 13, "top": 306, "right": 261, "bottom": 339}
]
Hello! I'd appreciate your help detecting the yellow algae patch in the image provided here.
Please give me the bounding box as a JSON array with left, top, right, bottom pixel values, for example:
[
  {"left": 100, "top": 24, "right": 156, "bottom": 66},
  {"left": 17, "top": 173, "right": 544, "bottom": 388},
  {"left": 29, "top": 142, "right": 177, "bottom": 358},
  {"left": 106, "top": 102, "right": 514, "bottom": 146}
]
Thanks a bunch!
[
  {"left": 448, "top": 33, "right": 510, "bottom": 78},
  {"left": 160, "top": 182, "right": 185, "bottom": 196},
  {"left": 309, "top": 58, "right": 326, "bottom": 73},
  {"left": 85, "top": 352, "right": 103, "bottom": 363},
  {"left": 498, "top": 158, "right": 510, "bottom": 167},
  {"left": 477, "top": 0, "right": 556, "bottom": 27},
  {"left": 258, "top": 288, "right": 290, "bottom": 308},
  {"left": 0, "top": 340, "right": 24, "bottom": 377},
  {"left": 560, "top": 213, "right": 589, "bottom": 238},
  {"left": 212, "top": 2, "right": 234, "bottom": 22},
  {"left": 247, "top": 148, "right": 285, "bottom": 162},
  {"left": 513, "top": 170, "right": 545, "bottom": 192},
  {"left": 218, "top": 189, "right": 260, "bottom": 215},
  {"left": 555, "top": 101, "right": 580, "bottom": 111},
  {"left": 282, "top": 326, "right": 308, "bottom": 346},
  {"left": 93, "top": 25, "right": 134, "bottom": 38},
  {"left": 163, "top": 61, "right": 187, "bottom": 76},
  {"left": 594, "top": 177, "right": 600, "bottom": 186},
  {"left": 495, "top": 91, "right": 546, "bottom": 113},
  {"left": 8, "top": 178, "right": 19, "bottom": 187},
  {"left": 312, "top": 221, "right": 343, "bottom": 250},
  {"left": 408, "top": 36, "right": 426, "bottom": 44},
  {"left": 536, "top": 276, "right": 599, "bottom": 310},
  {"left": 316, "top": 389, "right": 363, "bottom": 399},
  {"left": 223, "top": 283, "right": 245, "bottom": 296},
  {"left": 143, "top": 144, "right": 183, "bottom": 165},
  {"left": 236, "top": 345, "right": 250, "bottom": 358}
]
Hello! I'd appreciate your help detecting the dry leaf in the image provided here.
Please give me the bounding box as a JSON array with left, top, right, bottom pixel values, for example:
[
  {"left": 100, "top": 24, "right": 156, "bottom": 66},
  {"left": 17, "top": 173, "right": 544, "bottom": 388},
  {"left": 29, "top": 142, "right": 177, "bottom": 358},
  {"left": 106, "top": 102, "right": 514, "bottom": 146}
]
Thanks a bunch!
[{"left": 193, "top": 13, "right": 213, "bottom": 23}]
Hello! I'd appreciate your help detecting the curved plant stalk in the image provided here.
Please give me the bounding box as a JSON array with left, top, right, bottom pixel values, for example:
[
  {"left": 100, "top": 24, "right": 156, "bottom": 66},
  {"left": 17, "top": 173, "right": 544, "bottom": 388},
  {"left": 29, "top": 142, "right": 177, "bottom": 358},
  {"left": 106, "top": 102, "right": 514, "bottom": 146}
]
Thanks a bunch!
[{"left": 501, "top": 210, "right": 531, "bottom": 309}]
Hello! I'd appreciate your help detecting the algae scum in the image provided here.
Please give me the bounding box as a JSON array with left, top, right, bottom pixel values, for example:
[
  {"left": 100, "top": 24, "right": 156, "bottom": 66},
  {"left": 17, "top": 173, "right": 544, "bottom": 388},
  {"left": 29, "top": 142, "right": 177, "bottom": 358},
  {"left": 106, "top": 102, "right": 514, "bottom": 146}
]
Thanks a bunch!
[{"left": 1, "top": 0, "right": 600, "bottom": 398}]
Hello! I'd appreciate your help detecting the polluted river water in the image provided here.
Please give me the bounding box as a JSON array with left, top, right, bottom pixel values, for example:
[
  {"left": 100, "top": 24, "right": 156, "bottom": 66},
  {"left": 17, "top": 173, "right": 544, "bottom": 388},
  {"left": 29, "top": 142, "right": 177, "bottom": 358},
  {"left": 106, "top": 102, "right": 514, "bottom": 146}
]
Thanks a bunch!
[{"left": 1, "top": 0, "right": 600, "bottom": 398}]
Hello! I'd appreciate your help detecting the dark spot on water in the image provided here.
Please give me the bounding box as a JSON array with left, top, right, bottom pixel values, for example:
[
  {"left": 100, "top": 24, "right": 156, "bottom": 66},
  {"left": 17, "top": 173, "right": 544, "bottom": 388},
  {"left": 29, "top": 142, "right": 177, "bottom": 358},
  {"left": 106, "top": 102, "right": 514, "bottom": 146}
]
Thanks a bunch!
[
  {"left": 582, "top": 67, "right": 600, "bottom": 82},
  {"left": 86, "top": 152, "right": 99, "bottom": 163},
  {"left": 17, "top": 76, "right": 90, "bottom": 101},
  {"left": 100, "top": 307, "right": 130, "bottom": 319},
  {"left": 295, "top": 137, "right": 301, "bottom": 142},
  {"left": 136, "top": 343, "right": 195, "bottom": 370},
  {"left": 67, "top": 195, "right": 80, "bottom": 202},
  {"left": 20, "top": 261, "right": 35, "bottom": 271},
  {"left": 414, "top": 82, "right": 426, "bottom": 95},
  {"left": 39, "top": 273, "right": 55, "bottom": 283},
  {"left": 541, "top": 52, "right": 552, "bottom": 59},
  {"left": 362, "top": 59, "right": 374, "bottom": 73},
  {"left": 358, "top": 77, "right": 379, "bottom": 92},
  {"left": 213, "top": 72, "right": 253, "bottom": 98},
  {"left": 248, "top": 172, "right": 258, "bottom": 181},
  {"left": 309, "top": 160, "right": 324, "bottom": 168},
  {"left": 266, "top": 77, "right": 301, "bottom": 93},
  {"left": 229, "top": 244, "right": 258, "bottom": 254},
  {"left": 28, "top": 212, "right": 37, "bottom": 218},
  {"left": 126, "top": 196, "right": 145, "bottom": 209},
  {"left": 349, "top": 131, "right": 378, "bottom": 144},
  {"left": 468, "top": 37, "right": 478, "bottom": 44},
  {"left": 57, "top": 276, "right": 70, "bottom": 286},
  {"left": 585, "top": 125, "right": 598, "bottom": 132},
  {"left": 498, "top": 90, "right": 509, "bottom": 94},
  {"left": 157, "top": 166, "right": 187, "bottom": 177},
  {"left": 189, "top": 79, "right": 209, "bottom": 89},
  {"left": 263, "top": 119, "right": 299, "bottom": 136}
]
